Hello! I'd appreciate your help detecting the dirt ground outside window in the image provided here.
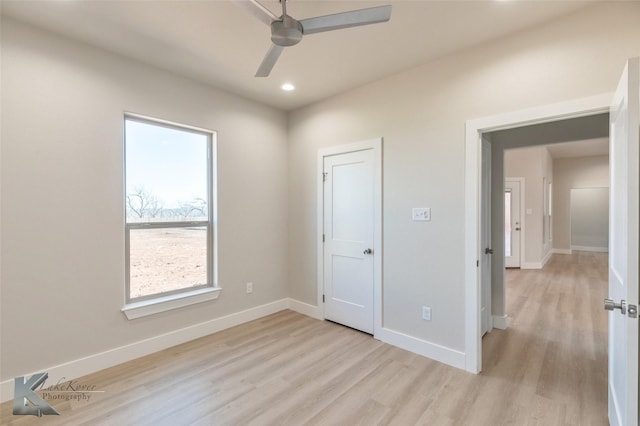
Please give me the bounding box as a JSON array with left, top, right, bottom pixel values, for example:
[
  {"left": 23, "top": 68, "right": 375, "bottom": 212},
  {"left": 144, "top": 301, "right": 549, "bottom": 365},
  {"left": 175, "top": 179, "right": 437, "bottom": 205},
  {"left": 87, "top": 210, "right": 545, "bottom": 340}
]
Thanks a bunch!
[{"left": 128, "top": 227, "right": 208, "bottom": 299}]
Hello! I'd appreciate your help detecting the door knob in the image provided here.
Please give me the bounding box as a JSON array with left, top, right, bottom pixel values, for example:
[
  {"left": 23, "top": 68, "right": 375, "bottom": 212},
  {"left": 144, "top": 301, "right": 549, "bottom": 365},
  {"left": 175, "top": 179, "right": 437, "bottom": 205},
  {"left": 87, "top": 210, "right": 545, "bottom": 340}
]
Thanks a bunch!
[
  {"left": 604, "top": 298, "right": 626, "bottom": 315},
  {"left": 484, "top": 248, "right": 493, "bottom": 255},
  {"left": 515, "top": 227, "right": 521, "bottom": 231},
  {"left": 363, "top": 248, "right": 373, "bottom": 255}
]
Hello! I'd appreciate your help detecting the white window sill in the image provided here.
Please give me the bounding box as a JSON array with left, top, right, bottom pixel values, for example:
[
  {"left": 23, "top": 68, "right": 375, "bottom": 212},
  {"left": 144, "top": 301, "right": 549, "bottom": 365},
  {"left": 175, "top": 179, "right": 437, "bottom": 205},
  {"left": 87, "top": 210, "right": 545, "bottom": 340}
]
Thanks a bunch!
[{"left": 122, "top": 287, "right": 222, "bottom": 320}]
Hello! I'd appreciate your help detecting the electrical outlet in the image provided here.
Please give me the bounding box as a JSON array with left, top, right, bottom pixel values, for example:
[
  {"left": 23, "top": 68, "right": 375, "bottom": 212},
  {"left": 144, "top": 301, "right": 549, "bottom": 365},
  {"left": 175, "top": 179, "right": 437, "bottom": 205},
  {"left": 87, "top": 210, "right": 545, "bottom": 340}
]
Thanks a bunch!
[
  {"left": 422, "top": 306, "right": 431, "bottom": 321},
  {"left": 412, "top": 207, "right": 431, "bottom": 221},
  {"left": 246, "top": 282, "right": 253, "bottom": 294}
]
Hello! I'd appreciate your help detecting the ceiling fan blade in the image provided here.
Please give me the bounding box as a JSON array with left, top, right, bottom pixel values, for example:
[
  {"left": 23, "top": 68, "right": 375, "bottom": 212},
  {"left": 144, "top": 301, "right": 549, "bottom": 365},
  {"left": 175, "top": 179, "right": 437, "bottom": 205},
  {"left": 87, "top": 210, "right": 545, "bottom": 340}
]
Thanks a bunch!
[
  {"left": 300, "top": 5, "right": 392, "bottom": 35},
  {"left": 232, "top": 0, "right": 277, "bottom": 26},
  {"left": 255, "top": 44, "right": 285, "bottom": 77}
]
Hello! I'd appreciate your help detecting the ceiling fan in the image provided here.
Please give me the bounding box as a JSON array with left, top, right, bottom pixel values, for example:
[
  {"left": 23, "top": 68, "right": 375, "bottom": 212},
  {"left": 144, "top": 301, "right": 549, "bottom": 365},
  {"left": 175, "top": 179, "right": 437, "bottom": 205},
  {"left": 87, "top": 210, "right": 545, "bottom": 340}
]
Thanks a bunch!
[{"left": 234, "top": 0, "right": 392, "bottom": 77}]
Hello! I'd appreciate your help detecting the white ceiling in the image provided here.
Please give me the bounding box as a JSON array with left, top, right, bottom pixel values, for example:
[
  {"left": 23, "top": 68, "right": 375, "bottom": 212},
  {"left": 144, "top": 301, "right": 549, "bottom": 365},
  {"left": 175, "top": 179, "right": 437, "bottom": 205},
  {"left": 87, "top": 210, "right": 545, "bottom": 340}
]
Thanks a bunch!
[
  {"left": 546, "top": 137, "right": 609, "bottom": 159},
  {"left": 1, "top": 0, "right": 602, "bottom": 111}
]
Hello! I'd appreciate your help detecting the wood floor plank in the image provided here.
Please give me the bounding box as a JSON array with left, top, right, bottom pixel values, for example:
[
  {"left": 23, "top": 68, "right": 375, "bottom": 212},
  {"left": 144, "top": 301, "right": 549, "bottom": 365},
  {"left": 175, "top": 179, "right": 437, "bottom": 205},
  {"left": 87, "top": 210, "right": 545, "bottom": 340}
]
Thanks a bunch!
[{"left": 0, "top": 252, "right": 609, "bottom": 425}]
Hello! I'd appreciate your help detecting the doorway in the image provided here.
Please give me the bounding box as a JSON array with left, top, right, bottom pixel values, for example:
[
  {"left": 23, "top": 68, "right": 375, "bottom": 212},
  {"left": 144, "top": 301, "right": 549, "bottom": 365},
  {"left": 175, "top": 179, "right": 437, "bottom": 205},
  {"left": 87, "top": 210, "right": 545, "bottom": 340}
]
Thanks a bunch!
[
  {"left": 463, "top": 94, "right": 612, "bottom": 373},
  {"left": 484, "top": 114, "right": 609, "bottom": 337},
  {"left": 504, "top": 178, "right": 523, "bottom": 268}
]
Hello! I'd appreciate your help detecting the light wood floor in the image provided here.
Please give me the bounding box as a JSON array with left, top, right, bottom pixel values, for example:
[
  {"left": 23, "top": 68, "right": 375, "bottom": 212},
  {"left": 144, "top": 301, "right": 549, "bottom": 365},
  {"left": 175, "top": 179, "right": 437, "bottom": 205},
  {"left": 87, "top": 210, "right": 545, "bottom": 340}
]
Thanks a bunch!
[{"left": 1, "top": 252, "right": 608, "bottom": 425}]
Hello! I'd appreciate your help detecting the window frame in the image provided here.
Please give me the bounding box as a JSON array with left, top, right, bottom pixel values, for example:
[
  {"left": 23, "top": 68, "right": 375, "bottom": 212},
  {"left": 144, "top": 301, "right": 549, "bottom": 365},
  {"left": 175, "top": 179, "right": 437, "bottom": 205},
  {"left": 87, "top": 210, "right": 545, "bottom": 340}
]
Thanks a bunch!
[{"left": 123, "top": 113, "right": 218, "bottom": 312}]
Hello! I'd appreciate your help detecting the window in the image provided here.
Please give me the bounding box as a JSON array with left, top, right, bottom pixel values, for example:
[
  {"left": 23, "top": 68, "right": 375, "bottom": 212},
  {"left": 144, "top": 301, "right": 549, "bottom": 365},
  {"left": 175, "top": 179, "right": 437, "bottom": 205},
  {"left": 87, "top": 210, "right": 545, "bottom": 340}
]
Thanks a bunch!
[{"left": 123, "top": 115, "right": 218, "bottom": 316}]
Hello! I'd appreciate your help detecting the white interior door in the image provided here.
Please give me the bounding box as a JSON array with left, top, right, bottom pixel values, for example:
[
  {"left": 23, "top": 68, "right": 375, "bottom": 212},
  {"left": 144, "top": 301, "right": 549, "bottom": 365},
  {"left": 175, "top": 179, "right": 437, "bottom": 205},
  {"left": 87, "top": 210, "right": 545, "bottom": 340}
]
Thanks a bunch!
[
  {"left": 504, "top": 180, "right": 521, "bottom": 268},
  {"left": 481, "top": 137, "right": 492, "bottom": 335},
  {"left": 607, "top": 57, "right": 639, "bottom": 426},
  {"left": 323, "top": 149, "right": 375, "bottom": 334}
]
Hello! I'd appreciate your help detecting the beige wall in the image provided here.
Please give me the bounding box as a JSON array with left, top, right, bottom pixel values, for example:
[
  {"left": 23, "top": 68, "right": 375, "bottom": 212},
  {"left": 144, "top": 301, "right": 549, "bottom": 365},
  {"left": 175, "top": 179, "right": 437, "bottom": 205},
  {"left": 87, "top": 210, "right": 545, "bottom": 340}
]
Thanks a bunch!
[
  {"left": 288, "top": 2, "right": 640, "bottom": 353},
  {"left": 1, "top": 20, "right": 289, "bottom": 380},
  {"left": 553, "top": 155, "right": 610, "bottom": 251},
  {"left": 570, "top": 188, "right": 609, "bottom": 250}
]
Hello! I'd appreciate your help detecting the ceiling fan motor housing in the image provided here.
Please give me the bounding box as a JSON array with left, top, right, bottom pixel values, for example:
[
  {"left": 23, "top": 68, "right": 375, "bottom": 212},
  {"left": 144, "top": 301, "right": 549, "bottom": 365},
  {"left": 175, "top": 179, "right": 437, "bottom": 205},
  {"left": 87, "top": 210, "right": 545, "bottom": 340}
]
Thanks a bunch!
[{"left": 271, "top": 16, "right": 303, "bottom": 46}]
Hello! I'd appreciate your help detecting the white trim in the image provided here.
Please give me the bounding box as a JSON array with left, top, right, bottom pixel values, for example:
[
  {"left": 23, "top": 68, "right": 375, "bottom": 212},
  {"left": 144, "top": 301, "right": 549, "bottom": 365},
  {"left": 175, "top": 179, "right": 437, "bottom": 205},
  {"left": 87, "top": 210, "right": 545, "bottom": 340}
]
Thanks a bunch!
[
  {"left": 124, "top": 111, "right": 216, "bottom": 134},
  {"left": 1, "top": 297, "right": 473, "bottom": 404},
  {"left": 521, "top": 262, "right": 543, "bottom": 269},
  {"left": 492, "top": 315, "right": 508, "bottom": 330},
  {"left": 465, "top": 93, "right": 611, "bottom": 374},
  {"left": 1, "top": 299, "right": 289, "bottom": 403},
  {"left": 464, "top": 119, "right": 482, "bottom": 373},
  {"left": 542, "top": 248, "right": 553, "bottom": 267},
  {"left": 571, "top": 245, "right": 609, "bottom": 253},
  {"left": 376, "top": 328, "right": 466, "bottom": 370},
  {"left": 288, "top": 298, "right": 323, "bottom": 319},
  {"left": 553, "top": 248, "right": 573, "bottom": 255},
  {"left": 122, "top": 287, "right": 222, "bottom": 320},
  {"left": 317, "top": 138, "right": 383, "bottom": 336}
]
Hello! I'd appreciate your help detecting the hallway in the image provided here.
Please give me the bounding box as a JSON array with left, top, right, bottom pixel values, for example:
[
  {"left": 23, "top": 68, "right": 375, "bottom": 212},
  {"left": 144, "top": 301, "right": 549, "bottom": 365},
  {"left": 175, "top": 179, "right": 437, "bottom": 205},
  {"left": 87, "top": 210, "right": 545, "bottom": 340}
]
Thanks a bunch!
[{"left": 482, "top": 251, "right": 608, "bottom": 425}]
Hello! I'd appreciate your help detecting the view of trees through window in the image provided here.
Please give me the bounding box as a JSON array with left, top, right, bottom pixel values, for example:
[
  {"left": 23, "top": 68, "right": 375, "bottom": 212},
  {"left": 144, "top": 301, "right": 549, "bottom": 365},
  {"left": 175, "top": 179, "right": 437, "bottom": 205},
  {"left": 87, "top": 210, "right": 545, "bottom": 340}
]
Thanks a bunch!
[{"left": 126, "top": 185, "right": 207, "bottom": 221}]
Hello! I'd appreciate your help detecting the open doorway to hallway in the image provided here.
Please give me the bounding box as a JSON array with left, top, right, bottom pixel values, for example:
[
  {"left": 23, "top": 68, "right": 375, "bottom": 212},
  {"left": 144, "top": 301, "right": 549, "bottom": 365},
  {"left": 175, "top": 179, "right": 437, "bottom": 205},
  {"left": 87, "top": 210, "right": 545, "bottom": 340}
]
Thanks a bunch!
[
  {"left": 481, "top": 112, "right": 609, "bottom": 329},
  {"left": 480, "top": 112, "right": 610, "bottom": 420}
]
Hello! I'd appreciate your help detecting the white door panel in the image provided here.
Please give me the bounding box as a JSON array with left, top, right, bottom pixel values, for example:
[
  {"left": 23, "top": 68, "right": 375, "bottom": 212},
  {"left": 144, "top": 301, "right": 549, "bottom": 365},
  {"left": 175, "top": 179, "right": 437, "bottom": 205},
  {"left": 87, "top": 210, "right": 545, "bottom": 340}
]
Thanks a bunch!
[
  {"left": 607, "top": 57, "right": 639, "bottom": 426},
  {"left": 324, "top": 149, "right": 374, "bottom": 334},
  {"left": 481, "top": 137, "right": 492, "bottom": 335}
]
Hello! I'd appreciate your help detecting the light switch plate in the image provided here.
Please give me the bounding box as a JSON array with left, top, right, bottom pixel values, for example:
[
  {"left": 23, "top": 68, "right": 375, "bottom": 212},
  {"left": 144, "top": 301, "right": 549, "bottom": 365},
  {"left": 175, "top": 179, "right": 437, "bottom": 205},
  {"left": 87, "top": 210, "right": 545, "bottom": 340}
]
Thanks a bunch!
[
  {"left": 412, "top": 207, "right": 431, "bottom": 221},
  {"left": 422, "top": 306, "right": 431, "bottom": 321}
]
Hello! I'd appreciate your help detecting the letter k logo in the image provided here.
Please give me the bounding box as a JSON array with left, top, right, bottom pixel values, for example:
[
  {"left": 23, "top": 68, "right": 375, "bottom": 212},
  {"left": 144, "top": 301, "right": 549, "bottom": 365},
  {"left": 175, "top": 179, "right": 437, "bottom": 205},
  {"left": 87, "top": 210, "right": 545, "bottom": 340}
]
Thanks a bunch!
[{"left": 13, "top": 373, "right": 60, "bottom": 416}]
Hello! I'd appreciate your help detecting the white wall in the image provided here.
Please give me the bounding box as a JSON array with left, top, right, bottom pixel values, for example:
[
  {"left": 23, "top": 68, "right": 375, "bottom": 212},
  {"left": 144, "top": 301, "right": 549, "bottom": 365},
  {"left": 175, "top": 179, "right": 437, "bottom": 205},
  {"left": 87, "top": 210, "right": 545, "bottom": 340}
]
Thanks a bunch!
[
  {"left": 1, "top": 20, "right": 289, "bottom": 383},
  {"left": 553, "top": 155, "right": 610, "bottom": 251},
  {"left": 570, "top": 188, "right": 609, "bottom": 251},
  {"left": 287, "top": 2, "right": 640, "bottom": 357}
]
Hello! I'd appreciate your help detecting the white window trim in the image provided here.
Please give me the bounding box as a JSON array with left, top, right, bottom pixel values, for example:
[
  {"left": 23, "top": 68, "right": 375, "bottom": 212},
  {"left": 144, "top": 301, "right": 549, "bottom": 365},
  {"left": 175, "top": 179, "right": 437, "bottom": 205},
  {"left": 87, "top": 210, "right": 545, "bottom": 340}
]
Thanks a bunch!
[
  {"left": 122, "top": 287, "right": 222, "bottom": 320},
  {"left": 123, "top": 112, "right": 219, "bottom": 317}
]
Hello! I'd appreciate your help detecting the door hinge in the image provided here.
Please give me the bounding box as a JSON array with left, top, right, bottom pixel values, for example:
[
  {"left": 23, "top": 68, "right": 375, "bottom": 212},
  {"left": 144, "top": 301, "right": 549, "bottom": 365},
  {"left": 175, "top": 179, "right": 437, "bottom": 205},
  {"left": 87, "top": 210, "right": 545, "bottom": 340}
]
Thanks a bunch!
[
  {"left": 323, "top": 172, "right": 328, "bottom": 182},
  {"left": 322, "top": 234, "right": 325, "bottom": 242},
  {"left": 322, "top": 294, "right": 325, "bottom": 303},
  {"left": 477, "top": 260, "right": 479, "bottom": 267}
]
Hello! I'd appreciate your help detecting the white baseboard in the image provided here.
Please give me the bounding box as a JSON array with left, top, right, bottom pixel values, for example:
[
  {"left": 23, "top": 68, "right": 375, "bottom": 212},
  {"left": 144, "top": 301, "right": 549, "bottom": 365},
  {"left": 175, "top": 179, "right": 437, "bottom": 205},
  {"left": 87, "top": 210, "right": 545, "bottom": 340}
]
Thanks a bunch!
[
  {"left": 1, "top": 299, "right": 290, "bottom": 403},
  {"left": 295, "top": 300, "right": 467, "bottom": 372},
  {"left": 521, "top": 262, "right": 543, "bottom": 270},
  {"left": 492, "top": 315, "right": 508, "bottom": 330},
  {"left": 375, "top": 327, "right": 465, "bottom": 370},
  {"left": 288, "top": 298, "right": 323, "bottom": 320},
  {"left": 542, "top": 250, "right": 553, "bottom": 267},
  {"left": 553, "top": 248, "right": 572, "bottom": 255},
  {"left": 1, "top": 298, "right": 468, "bottom": 404},
  {"left": 571, "top": 245, "right": 608, "bottom": 253}
]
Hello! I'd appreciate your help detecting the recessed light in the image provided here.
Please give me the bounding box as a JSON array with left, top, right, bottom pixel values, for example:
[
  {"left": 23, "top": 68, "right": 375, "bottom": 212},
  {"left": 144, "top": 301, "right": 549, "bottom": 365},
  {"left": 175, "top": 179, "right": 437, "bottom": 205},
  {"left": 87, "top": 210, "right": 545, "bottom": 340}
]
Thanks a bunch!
[{"left": 281, "top": 83, "right": 295, "bottom": 91}]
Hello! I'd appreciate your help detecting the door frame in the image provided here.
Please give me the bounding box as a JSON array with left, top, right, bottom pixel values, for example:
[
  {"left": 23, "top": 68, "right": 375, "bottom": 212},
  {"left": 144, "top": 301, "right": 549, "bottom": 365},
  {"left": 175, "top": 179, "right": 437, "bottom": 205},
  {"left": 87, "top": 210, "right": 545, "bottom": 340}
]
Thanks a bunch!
[
  {"left": 464, "top": 93, "right": 611, "bottom": 373},
  {"left": 504, "top": 177, "right": 526, "bottom": 269},
  {"left": 317, "top": 138, "right": 383, "bottom": 336}
]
